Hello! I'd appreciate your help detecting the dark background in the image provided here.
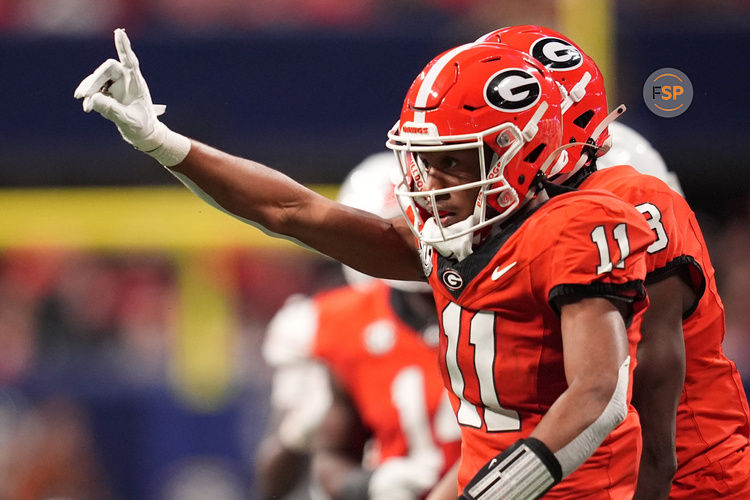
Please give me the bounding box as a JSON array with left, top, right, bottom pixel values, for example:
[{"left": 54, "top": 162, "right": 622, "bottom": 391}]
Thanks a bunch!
[{"left": 1, "top": 4, "right": 747, "bottom": 221}]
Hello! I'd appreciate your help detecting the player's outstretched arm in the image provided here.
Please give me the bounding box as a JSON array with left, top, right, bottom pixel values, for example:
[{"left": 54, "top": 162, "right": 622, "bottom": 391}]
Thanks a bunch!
[
  {"left": 631, "top": 271, "right": 693, "bottom": 500},
  {"left": 174, "top": 141, "right": 422, "bottom": 281},
  {"left": 74, "top": 29, "right": 423, "bottom": 283}
]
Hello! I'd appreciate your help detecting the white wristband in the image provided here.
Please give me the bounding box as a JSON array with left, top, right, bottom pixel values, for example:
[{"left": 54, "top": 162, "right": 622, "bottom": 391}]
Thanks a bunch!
[
  {"left": 462, "top": 438, "right": 561, "bottom": 500},
  {"left": 145, "top": 126, "right": 191, "bottom": 167}
]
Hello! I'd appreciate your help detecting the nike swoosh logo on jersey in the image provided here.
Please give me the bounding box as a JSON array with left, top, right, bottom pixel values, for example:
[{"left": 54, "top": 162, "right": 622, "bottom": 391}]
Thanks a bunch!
[{"left": 491, "top": 261, "right": 517, "bottom": 281}]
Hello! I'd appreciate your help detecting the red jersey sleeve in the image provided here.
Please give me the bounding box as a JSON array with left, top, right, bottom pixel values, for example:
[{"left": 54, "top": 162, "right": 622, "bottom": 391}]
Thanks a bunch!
[
  {"left": 580, "top": 165, "right": 707, "bottom": 314},
  {"left": 629, "top": 178, "right": 707, "bottom": 304},
  {"left": 532, "top": 191, "right": 654, "bottom": 319}
]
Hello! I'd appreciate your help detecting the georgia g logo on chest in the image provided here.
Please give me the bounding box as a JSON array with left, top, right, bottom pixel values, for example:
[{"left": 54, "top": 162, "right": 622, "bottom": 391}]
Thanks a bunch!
[{"left": 442, "top": 269, "right": 464, "bottom": 290}]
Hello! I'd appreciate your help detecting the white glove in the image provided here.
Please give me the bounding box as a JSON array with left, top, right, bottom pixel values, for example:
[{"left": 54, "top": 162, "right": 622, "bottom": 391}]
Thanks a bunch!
[
  {"left": 368, "top": 456, "right": 441, "bottom": 500},
  {"left": 73, "top": 28, "right": 190, "bottom": 167}
]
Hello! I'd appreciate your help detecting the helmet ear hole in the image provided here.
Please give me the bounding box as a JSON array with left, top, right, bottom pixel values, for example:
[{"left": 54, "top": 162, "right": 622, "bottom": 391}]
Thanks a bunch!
[
  {"left": 523, "top": 143, "right": 546, "bottom": 163},
  {"left": 573, "top": 110, "right": 594, "bottom": 128}
]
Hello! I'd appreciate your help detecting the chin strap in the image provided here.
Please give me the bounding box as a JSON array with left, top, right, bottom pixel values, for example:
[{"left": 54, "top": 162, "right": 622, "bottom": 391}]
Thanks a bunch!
[
  {"left": 563, "top": 159, "right": 598, "bottom": 188},
  {"left": 568, "top": 104, "right": 627, "bottom": 174},
  {"left": 534, "top": 171, "right": 576, "bottom": 199},
  {"left": 422, "top": 215, "right": 479, "bottom": 262},
  {"left": 538, "top": 104, "right": 628, "bottom": 188}
]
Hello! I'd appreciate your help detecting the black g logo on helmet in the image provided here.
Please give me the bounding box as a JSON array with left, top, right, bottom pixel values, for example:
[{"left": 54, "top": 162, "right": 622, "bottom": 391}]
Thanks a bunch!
[
  {"left": 484, "top": 69, "right": 541, "bottom": 112},
  {"left": 530, "top": 37, "right": 582, "bottom": 71}
]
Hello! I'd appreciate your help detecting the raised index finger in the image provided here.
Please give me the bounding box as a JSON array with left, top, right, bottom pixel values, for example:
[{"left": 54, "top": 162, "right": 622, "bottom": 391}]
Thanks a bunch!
[{"left": 114, "top": 28, "right": 139, "bottom": 70}]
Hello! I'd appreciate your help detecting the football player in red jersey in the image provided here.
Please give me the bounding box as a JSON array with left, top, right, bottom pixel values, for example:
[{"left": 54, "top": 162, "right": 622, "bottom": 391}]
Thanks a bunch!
[
  {"left": 75, "top": 30, "right": 656, "bottom": 498},
  {"left": 478, "top": 24, "right": 750, "bottom": 499},
  {"left": 256, "top": 153, "right": 462, "bottom": 500}
]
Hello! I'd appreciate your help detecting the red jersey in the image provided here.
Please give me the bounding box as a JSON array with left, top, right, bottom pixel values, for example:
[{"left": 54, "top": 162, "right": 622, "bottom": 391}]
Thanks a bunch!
[
  {"left": 424, "top": 190, "right": 654, "bottom": 498},
  {"left": 266, "top": 281, "right": 462, "bottom": 478},
  {"left": 581, "top": 165, "right": 750, "bottom": 498}
]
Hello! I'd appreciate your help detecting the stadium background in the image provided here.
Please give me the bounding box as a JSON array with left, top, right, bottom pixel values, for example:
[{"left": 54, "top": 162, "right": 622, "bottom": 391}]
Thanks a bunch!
[{"left": 0, "top": 1, "right": 748, "bottom": 498}]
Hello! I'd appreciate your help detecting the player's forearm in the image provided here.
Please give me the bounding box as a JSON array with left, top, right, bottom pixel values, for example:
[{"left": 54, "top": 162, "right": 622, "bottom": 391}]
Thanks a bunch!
[
  {"left": 535, "top": 298, "right": 630, "bottom": 466},
  {"left": 631, "top": 364, "right": 681, "bottom": 500},
  {"left": 170, "top": 140, "right": 316, "bottom": 233},
  {"left": 459, "top": 355, "right": 629, "bottom": 500},
  {"left": 531, "top": 367, "right": 624, "bottom": 453},
  {"left": 171, "top": 140, "right": 424, "bottom": 281}
]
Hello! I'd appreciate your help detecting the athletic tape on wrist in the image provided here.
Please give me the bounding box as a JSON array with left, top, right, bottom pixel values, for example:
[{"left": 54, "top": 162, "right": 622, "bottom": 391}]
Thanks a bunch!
[
  {"left": 147, "top": 129, "right": 191, "bottom": 167},
  {"left": 463, "top": 438, "right": 561, "bottom": 500}
]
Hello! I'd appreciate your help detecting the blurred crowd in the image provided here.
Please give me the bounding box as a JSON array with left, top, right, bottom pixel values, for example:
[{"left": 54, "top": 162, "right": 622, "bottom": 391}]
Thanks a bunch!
[
  {"left": 0, "top": 0, "right": 547, "bottom": 36},
  {"left": 0, "top": 0, "right": 747, "bottom": 36}
]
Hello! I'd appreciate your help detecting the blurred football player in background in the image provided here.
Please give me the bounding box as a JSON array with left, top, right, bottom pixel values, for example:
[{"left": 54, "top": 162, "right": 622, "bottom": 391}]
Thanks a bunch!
[
  {"left": 75, "top": 30, "right": 657, "bottom": 498},
  {"left": 597, "top": 122, "right": 684, "bottom": 197},
  {"left": 255, "top": 152, "right": 461, "bottom": 500},
  {"left": 479, "top": 24, "right": 750, "bottom": 499}
]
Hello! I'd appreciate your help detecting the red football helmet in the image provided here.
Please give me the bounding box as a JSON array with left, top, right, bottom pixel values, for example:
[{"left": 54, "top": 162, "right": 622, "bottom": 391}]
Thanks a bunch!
[
  {"left": 477, "top": 25, "right": 615, "bottom": 181},
  {"left": 386, "top": 42, "right": 564, "bottom": 254}
]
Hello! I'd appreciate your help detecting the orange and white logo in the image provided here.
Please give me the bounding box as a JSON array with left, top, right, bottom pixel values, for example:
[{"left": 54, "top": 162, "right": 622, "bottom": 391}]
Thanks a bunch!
[{"left": 643, "top": 68, "right": 693, "bottom": 118}]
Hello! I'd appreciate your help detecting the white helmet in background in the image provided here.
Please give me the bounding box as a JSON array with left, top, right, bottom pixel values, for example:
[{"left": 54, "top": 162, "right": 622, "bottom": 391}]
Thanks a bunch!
[
  {"left": 597, "top": 122, "right": 684, "bottom": 196},
  {"left": 338, "top": 152, "right": 432, "bottom": 293}
]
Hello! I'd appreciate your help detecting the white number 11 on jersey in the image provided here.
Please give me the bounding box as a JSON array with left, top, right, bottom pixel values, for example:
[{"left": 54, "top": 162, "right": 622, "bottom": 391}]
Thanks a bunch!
[{"left": 442, "top": 303, "right": 521, "bottom": 432}]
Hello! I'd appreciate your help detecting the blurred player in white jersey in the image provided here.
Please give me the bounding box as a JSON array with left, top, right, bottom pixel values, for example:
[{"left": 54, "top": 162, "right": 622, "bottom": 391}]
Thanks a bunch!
[
  {"left": 597, "top": 122, "right": 684, "bottom": 196},
  {"left": 255, "top": 152, "right": 461, "bottom": 500}
]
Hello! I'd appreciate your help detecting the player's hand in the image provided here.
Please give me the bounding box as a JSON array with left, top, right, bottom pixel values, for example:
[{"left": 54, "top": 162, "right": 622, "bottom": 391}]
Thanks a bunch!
[
  {"left": 369, "top": 456, "right": 441, "bottom": 500},
  {"left": 74, "top": 28, "right": 190, "bottom": 166}
]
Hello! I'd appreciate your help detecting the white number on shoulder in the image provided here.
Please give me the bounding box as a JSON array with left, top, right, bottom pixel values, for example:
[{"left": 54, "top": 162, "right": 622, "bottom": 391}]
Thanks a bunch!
[
  {"left": 635, "top": 202, "right": 669, "bottom": 253},
  {"left": 591, "top": 223, "right": 630, "bottom": 275}
]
